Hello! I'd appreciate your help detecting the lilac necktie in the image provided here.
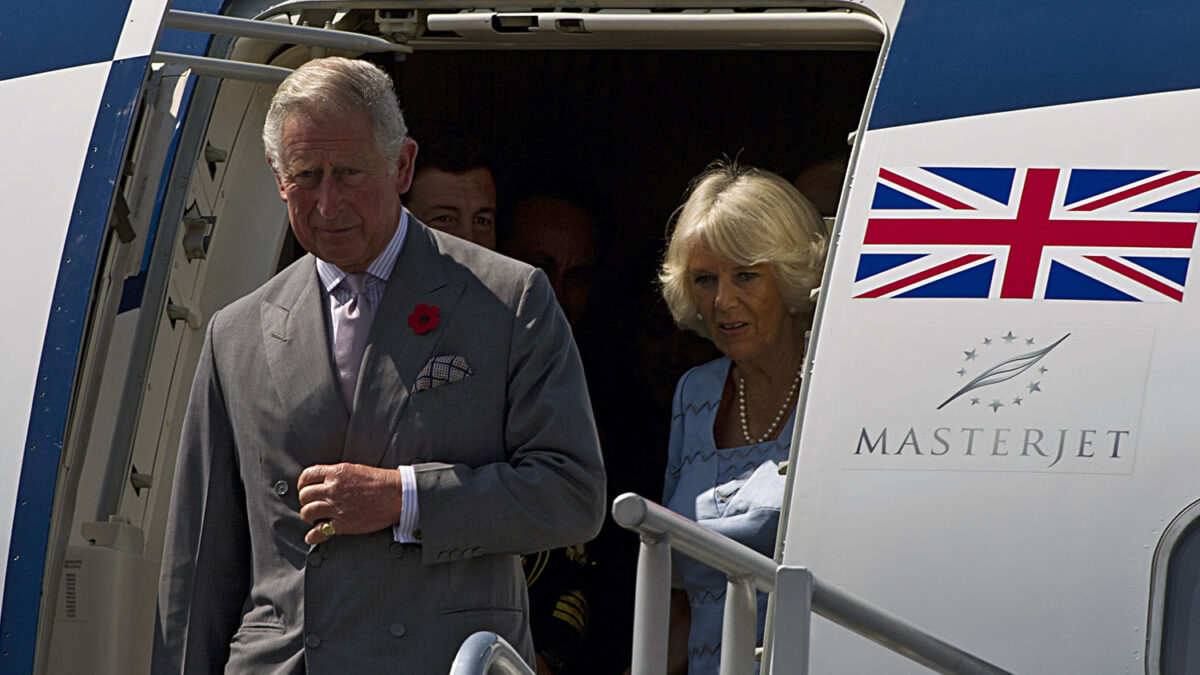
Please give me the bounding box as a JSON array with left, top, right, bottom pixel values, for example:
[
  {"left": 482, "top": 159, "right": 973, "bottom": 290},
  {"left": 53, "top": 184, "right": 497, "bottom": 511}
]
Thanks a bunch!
[{"left": 333, "top": 273, "right": 375, "bottom": 408}]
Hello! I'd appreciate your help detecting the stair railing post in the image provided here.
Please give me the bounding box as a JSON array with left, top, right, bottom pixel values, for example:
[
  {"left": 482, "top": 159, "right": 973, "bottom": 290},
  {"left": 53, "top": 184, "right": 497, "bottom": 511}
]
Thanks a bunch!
[
  {"left": 767, "top": 566, "right": 812, "bottom": 675},
  {"left": 720, "top": 577, "right": 758, "bottom": 675},
  {"left": 631, "top": 532, "right": 672, "bottom": 675}
]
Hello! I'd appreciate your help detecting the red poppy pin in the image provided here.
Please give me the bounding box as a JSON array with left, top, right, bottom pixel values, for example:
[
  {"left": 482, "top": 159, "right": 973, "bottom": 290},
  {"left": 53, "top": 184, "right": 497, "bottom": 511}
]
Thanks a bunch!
[{"left": 408, "top": 303, "right": 440, "bottom": 335}]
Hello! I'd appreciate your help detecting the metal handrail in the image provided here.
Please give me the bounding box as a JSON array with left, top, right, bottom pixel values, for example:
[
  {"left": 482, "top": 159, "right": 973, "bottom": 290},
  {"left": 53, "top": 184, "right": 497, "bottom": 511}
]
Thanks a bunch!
[
  {"left": 151, "top": 53, "right": 293, "bottom": 84},
  {"left": 612, "top": 488, "right": 778, "bottom": 591},
  {"left": 612, "top": 493, "right": 1013, "bottom": 675},
  {"left": 449, "top": 631, "right": 534, "bottom": 675},
  {"left": 153, "top": 9, "right": 415, "bottom": 84},
  {"left": 163, "top": 9, "right": 410, "bottom": 53}
]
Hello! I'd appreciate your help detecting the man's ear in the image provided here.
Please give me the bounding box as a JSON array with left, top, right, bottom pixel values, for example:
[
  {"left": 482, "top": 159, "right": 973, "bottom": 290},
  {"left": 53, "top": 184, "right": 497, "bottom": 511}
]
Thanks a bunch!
[
  {"left": 268, "top": 157, "right": 288, "bottom": 201},
  {"left": 394, "top": 138, "right": 419, "bottom": 194}
]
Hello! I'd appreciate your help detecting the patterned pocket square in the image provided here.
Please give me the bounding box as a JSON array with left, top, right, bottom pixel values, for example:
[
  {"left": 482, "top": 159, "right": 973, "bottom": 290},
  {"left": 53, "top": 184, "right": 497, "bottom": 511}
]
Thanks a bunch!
[{"left": 413, "top": 355, "right": 473, "bottom": 392}]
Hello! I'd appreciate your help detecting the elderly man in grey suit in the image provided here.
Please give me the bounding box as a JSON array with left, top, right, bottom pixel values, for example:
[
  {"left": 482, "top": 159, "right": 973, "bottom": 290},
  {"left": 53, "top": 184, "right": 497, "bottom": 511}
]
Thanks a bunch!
[{"left": 153, "top": 57, "right": 605, "bottom": 674}]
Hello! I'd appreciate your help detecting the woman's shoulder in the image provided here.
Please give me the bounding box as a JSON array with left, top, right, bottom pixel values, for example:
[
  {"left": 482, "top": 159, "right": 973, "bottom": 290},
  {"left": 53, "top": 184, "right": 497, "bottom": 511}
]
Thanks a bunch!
[{"left": 675, "top": 356, "right": 730, "bottom": 403}]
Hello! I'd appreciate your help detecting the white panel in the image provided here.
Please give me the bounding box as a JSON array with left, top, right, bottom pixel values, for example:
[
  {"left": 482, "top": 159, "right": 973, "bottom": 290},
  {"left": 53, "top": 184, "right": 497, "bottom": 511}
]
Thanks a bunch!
[
  {"left": 787, "top": 88, "right": 1200, "bottom": 673},
  {"left": 113, "top": 0, "right": 171, "bottom": 62},
  {"left": 857, "top": 88, "right": 1200, "bottom": 166},
  {"left": 0, "top": 62, "right": 113, "bottom": 605}
]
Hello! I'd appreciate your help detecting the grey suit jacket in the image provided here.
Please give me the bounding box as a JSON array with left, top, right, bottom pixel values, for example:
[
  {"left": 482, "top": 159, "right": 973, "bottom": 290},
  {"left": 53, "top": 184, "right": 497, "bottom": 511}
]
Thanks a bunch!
[{"left": 154, "top": 222, "right": 606, "bottom": 674}]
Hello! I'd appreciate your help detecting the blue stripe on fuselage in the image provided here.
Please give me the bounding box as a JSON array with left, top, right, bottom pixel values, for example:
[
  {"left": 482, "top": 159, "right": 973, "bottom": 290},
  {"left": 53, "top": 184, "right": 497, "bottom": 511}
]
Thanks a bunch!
[
  {"left": 0, "top": 55, "right": 151, "bottom": 674},
  {"left": 871, "top": 1, "right": 1200, "bottom": 129},
  {"left": 0, "top": 2, "right": 133, "bottom": 82}
]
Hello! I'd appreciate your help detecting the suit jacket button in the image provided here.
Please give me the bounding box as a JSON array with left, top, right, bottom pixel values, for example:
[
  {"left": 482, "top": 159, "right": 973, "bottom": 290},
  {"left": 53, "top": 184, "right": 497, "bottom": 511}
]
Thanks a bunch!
[
  {"left": 274, "top": 480, "right": 289, "bottom": 496},
  {"left": 389, "top": 622, "right": 406, "bottom": 637},
  {"left": 305, "top": 634, "right": 321, "bottom": 648},
  {"left": 308, "top": 551, "right": 323, "bottom": 567},
  {"left": 390, "top": 542, "right": 405, "bottom": 558}
]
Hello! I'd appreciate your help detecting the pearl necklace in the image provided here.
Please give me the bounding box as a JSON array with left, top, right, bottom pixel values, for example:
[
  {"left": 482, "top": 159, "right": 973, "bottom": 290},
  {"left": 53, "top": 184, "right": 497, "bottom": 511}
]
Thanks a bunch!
[{"left": 737, "top": 365, "right": 802, "bottom": 445}]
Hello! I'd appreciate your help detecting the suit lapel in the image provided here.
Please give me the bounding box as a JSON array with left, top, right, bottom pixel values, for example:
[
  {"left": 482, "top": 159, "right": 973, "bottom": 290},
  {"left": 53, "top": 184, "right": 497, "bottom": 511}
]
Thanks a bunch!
[
  {"left": 261, "top": 257, "right": 348, "bottom": 467},
  {"left": 345, "top": 224, "right": 465, "bottom": 466}
]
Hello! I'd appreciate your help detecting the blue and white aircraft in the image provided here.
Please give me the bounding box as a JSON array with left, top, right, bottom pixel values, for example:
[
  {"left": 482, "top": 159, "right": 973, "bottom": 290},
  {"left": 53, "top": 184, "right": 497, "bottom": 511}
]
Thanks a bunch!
[{"left": 4, "top": 1, "right": 1200, "bottom": 673}]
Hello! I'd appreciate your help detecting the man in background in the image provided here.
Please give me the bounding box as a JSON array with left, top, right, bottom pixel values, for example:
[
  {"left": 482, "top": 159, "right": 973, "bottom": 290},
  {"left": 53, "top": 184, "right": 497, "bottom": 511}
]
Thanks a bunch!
[
  {"left": 501, "top": 172, "right": 602, "bottom": 327},
  {"left": 498, "top": 169, "right": 610, "bottom": 674},
  {"left": 404, "top": 120, "right": 498, "bottom": 249}
]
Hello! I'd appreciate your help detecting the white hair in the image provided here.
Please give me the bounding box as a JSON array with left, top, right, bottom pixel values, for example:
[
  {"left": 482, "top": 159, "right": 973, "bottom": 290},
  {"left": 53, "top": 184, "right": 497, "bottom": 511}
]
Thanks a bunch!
[
  {"left": 659, "top": 160, "right": 828, "bottom": 338},
  {"left": 263, "top": 57, "right": 407, "bottom": 170}
]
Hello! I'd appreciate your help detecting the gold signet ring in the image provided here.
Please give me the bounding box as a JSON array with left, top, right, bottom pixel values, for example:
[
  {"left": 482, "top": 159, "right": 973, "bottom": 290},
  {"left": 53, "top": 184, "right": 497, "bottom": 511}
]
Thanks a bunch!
[{"left": 319, "top": 521, "right": 337, "bottom": 537}]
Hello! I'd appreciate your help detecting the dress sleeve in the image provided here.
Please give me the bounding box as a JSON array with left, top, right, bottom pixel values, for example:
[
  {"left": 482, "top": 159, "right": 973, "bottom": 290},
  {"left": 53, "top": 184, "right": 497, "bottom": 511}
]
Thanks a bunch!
[
  {"left": 662, "top": 369, "right": 691, "bottom": 514},
  {"left": 664, "top": 368, "right": 698, "bottom": 590}
]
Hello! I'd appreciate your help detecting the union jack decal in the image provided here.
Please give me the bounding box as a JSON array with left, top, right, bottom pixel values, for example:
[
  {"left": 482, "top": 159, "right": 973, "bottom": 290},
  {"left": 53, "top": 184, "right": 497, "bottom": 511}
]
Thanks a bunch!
[{"left": 853, "top": 167, "right": 1200, "bottom": 301}]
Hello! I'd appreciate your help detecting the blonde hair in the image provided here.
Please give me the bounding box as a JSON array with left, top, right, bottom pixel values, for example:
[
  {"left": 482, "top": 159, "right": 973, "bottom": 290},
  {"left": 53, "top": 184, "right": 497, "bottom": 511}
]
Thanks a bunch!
[
  {"left": 263, "top": 57, "right": 407, "bottom": 170},
  {"left": 659, "top": 160, "right": 827, "bottom": 338}
]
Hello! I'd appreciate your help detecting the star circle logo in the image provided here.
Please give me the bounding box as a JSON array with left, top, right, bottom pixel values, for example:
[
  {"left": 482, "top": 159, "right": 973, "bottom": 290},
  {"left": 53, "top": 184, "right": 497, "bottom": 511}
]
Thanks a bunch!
[{"left": 940, "top": 331, "right": 1070, "bottom": 412}]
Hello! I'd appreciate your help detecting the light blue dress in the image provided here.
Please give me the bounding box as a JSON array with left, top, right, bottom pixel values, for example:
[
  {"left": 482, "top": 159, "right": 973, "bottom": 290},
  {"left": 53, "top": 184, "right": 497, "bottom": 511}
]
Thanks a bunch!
[{"left": 663, "top": 357, "right": 793, "bottom": 675}]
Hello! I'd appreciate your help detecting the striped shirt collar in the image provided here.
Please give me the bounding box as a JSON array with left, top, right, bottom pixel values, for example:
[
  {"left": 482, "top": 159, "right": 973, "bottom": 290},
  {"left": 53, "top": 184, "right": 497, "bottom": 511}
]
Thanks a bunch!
[{"left": 316, "top": 209, "right": 409, "bottom": 296}]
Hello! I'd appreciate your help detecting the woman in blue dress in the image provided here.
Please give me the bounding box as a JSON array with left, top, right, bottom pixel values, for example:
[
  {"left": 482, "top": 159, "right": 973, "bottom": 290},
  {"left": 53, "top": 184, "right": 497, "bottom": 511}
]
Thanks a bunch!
[{"left": 657, "top": 160, "right": 828, "bottom": 674}]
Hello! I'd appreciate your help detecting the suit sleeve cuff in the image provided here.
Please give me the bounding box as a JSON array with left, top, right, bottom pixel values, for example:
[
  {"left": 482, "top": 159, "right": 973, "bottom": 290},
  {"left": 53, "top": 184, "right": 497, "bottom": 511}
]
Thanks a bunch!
[{"left": 392, "top": 465, "right": 421, "bottom": 543}]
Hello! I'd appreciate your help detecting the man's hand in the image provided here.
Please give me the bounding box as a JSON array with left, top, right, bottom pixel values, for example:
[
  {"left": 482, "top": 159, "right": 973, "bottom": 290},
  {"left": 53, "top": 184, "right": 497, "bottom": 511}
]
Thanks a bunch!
[{"left": 297, "top": 463, "right": 404, "bottom": 545}]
